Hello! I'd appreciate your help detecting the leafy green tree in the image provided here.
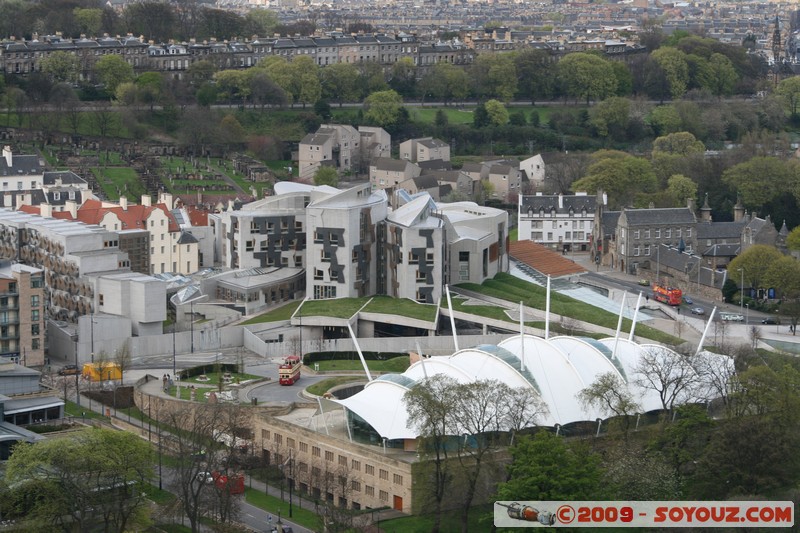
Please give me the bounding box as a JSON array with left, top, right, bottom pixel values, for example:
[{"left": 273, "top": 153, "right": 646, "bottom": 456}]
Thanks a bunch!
[
  {"left": 186, "top": 60, "right": 217, "bottom": 87},
  {"left": 578, "top": 372, "right": 639, "bottom": 435},
  {"left": 294, "top": 56, "right": 322, "bottom": 108},
  {"left": 484, "top": 99, "right": 509, "bottom": 126},
  {"left": 470, "top": 54, "right": 518, "bottom": 102},
  {"left": 588, "top": 96, "right": 630, "bottom": 139},
  {"left": 321, "top": 62, "right": 360, "bottom": 106},
  {"left": 213, "top": 69, "right": 250, "bottom": 105},
  {"left": 611, "top": 60, "right": 633, "bottom": 96},
  {"left": 652, "top": 131, "right": 705, "bottom": 155},
  {"left": 473, "top": 102, "right": 489, "bottom": 128},
  {"left": 666, "top": 174, "right": 698, "bottom": 207},
  {"left": 651, "top": 47, "right": 690, "bottom": 99},
  {"left": 787, "top": 226, "right": 800, "bottom": 252},
  {"left": 314, "top": 166, "right": 338, "bottom": 187},
  {"left": 648, "top": 105, "right": 682, "bottom": 136},
  {"left": 243, "top": 8, "right": 278, "bottom": 36},
  {"left": 135, "top": 71, "right": 164, "bottom": 111},
  {"left": 763, "top": 255, "right": 800, "bottom": 298},
  {"left": 5, "top": 428, "right": 154, "bottom": 532},
  {"left": 557, "top": 53, "right": 617, "bottom": 104},
  {"left": 572, "top": 150, "right": 657, "bottom": 208},
  {"left": 356, "top": 60, "right": 388, "bottom": 97},
  {"left": 73, "top": 7, "right": 102, "bottom": 37},
  {"left": 651, "top": 405, "right": 714, "bottom": 488},
  {"left": 777, "top": 76, "right": 800, "bottom": 119},
  {"left": 721, "top": 278, "right": 739, "bottom": 303},
  {"left": 496, "top": 432, "right": 606, "bottom": 501},
  {"left": 513, "top": 48, "right": 556, "bottom": 102},
  {"left": 419, "top": 62, "right": 469, "bottom": 104},
  {"left": 722, "top": 157, "right": 800, "bottom": 212},
  {"left": 389, "top": 57, "right": 417, "bottom": 98},
  {"left": 40, "top": 51, "right": 80, "bottom": 84},
  {"left": 94, "top": 54, "right": 134, "bottom": 95},
  {"left": 697, "top": 53, "right": 738, "bottom": 97},
  {"left": 363, "top": 89, "right": 404, "bottom": 128},
  {"left": 727, "top": 244, "right": 783, "bottom": 296}
]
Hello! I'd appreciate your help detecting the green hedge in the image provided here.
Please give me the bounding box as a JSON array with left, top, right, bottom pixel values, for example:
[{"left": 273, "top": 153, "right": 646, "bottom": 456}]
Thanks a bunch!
[{"left": 178, "top": 363, "right": 240, "bottom": 380}]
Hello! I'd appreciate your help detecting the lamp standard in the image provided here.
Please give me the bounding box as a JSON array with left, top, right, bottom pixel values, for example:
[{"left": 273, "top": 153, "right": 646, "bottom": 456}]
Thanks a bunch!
[
  {"left": 745, "top": 303, "right": 749, "bottom": 325},
  {"left": 738, "top": 268, "right": 744, "bottom": 315},
  {"left": 74, "top": 341, "right": 80, "bottom": 407},
  {"left": 172, "top": 321, "right": 177, "bottom": 378},
  {"left": 288, "top": 450, "right": 293, "bottom": 518},
  {"left": 90, "top": 313, "right": 95, "bottom": 363},
  {"left": 190, "top": 301, "right": 194, "bottom": 354}
]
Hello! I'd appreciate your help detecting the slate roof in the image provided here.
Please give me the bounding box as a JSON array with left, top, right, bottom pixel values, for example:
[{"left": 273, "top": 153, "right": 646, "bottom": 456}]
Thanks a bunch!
[
  {"left": 417, "top": 159, "right": 451, "bottom": 171},
  {"left": 371, "top": 157, "right": 412, "bottom": 172},
  {"left": 521, "top": 194, "right": 596, "bottom": 214},
  {"left": 696, "top": 220, "right": 746, "bottom": 240},
  {"left": 622, "top": 207, "right": 696, "bottom": 225},
  {"left": 703, "top": 243, "right": 740, "bottom": 257},
  {"left": 42, "top": 170, "right": 86, "bottom": 186},
  {"left": 411, "top": 175, "right": 440, "bottom": 189},
  {"left": 600, "top": 211, "right": 621, "bottom": 236}
]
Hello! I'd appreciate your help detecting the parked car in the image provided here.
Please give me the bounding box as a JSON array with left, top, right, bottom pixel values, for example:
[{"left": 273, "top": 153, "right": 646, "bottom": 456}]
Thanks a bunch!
[
  {"left": 683, "top": 296, "right": 694, "bottom": 305},
  {"left": 762, "top": 317, "right": 780, "bottom": 325},
  {"left": 58, "top": 365, "right": 80, "bottom": 376},
  {"left": 691, "top": 307, "right": 705, "bottom": 315},
  {"left": 637, "top": 279, "right": 650, "bottom": 286}
]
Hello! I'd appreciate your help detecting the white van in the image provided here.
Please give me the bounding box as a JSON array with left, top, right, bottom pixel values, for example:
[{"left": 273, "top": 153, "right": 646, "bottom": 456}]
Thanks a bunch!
[{"left": 720, "top": 313, "right": 744, "bottom": 322}]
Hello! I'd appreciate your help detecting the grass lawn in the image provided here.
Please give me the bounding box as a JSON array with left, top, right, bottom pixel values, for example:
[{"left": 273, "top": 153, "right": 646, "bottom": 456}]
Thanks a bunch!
[
  {"left": 449, "top": 296, "right": 511, "bottom": 322},
  {"left": 182, "top": 371, "right": 262, "bottom": 386},
  {"left": 245, "top": 487, "right": 320, "bottom": 530},
  {"left": 314, "top": 356, "right": 410, "bottom": 373},
  {"left": 408, "top": 106, "right": 476, "bottom": 125},
  {"left": 142, "top": 483, "right": 177, "bottom": 505},
  {"left": 509, "top": 227, "right": 518, "bottom": 241},
  {"left": 240, "top": 301, "right": 301, "bottom": 325},
  {"left": 379, "top": 504, "right": 493, "bottom": 533},
  {"left": 298, "top": 297, "right": 370, "bottom": 319},
  {"left": 92, "top": 166, "right": 146, "bottom": 200},
  {"left": 65, "top": 400, "right": 104, "bottom": 420},
  {"left": 306, "top": 376, "right": 364, "bottom": 396},
  {"left": 362, "top": 296, "right": 438, "bottom": 322},
  {"left": 458, "top": 273, "right": 683, "bottom": 346}
]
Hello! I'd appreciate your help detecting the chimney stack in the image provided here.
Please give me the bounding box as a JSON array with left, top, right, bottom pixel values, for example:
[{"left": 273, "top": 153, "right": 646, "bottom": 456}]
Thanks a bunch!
[
  {"left": 65, "top": 199, "right": 77, "bottom": 218},
  {"left": 142, "top": 195, "right": 152, "bottom": 207},
  {"left": 2, "top": 146, "right": 12, "bottom": 168},
  {"left": 120, "top": 196, "right": 128, "bottom": 211},
  {"left": 40, "top": 204, "right": 53, "bottom": 218}
]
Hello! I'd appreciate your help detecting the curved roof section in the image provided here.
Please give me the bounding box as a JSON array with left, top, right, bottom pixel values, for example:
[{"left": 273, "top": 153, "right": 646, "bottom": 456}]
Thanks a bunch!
[{"left": 332, "top": 335, "right": 733, "bottom": 440}]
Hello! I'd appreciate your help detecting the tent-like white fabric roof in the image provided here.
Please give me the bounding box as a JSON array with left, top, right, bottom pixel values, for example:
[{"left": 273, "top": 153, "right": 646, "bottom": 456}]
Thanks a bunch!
[{"left": 332, "top": 335, "right": 733, "bottom": 440}]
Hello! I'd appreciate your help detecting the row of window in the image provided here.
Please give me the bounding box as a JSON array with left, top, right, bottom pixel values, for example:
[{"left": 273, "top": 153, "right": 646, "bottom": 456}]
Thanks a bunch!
[
  {"left": 531, "top": 220, "right": 590, "bottom": 230},
  {"left": 531, "top": 232, "right": 587, "bottom": 241},
  {"left": 628, "top": 227, "right": 692, "bottom": 240},
  {"left": 631, "top": 243, "right": 693, "bottom": 256},
  {"left": 264, "top": 429, "right": 404, "bottom": 486}
]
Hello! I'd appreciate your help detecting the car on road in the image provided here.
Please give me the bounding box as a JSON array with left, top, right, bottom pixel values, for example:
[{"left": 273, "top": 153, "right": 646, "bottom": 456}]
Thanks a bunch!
[
  {"left": 683, "top": 296, "right": 694, "bottom": 305},
  {"left": 761, "top": 317, "right": 780, "bottom": 325},
  {"left": 690, "top": 307, "right": 705, "bottom": 315},
  {"left": 637, "top": 279, "right": 650, "bottom": 286},
  {"left": 58, "top": 365, "right": 80, "bottom": 376},
  {"left": 720, "top": 313, "right": 745, "bottom": 322}
]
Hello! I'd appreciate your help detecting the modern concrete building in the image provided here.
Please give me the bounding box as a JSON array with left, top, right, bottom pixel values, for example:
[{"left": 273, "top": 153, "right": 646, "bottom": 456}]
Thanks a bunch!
[
  {"left": 0, "top": 263, "right": 45, "bottom": 367},
  {"left": 298, "top": 125, "right": 390, "bottom": 180},
  {"left": 369, "top": 158, "right": 421, "bottom": 192},
  {"left": 398, "top": 137, "right": 450, "bottom": 164},
  {"left": 438, "top": 201, "right": 509, "bottom": 284}
]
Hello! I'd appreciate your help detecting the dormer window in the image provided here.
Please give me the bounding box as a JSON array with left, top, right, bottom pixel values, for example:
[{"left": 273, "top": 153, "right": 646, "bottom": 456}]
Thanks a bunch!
[{"left": 53, "top": 192, "right": 60, "bottom": 200}]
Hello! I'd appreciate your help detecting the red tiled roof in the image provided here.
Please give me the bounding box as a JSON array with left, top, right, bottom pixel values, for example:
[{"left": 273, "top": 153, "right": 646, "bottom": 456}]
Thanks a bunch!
[
  {"left": 76, "top": 200, "right": 180, "bottom": 232},
  {"left": 18, "top": 205, "right": 38, "bottom": 215},
  {"left": 509, "top": 240, "right": 586, "bottom": 278},
  {"left": 187, "top": 207, "right": 209, "bottom": 227}
]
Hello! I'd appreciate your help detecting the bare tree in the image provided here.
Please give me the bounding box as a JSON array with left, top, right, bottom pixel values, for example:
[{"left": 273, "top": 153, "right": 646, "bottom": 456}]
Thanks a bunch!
[
  {"left": 91, "top": 104, "right": 116, "bottom": 138},
  {"left": 501, "top": 385, "right": 548, "bottom": 445},
  {"left": 543, "top": 153, "right": 589, "bottom": 194},
  {"left": 749, "top": 325, "right": 762, "bottom": 349},
  {"left": 634, "top": 347, "right": 704, "bottom": 416},
  {"left": 578, "top": 372, "right": 640, "bottom": 436}
]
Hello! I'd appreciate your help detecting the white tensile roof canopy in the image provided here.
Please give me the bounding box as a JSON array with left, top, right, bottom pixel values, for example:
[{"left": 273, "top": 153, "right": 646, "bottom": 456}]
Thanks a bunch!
[{"left": 331, "top": 335, "right": 733, "bottom": 441}]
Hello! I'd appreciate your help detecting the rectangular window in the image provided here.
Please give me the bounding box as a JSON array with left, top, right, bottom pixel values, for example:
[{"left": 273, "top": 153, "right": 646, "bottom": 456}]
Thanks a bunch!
[
  {"left": 287, "top": 438, "right": 295, "bottom": 449},
  {"left": 325, "top": 451, "right": 334, "bottom": 462},
  {"left": 351, "top": 459, "right": 360, "bottom": 471},
  {"left": 677, "top": 228, "right": 682, "bottom": 237},
  {"left": 644, "top": 229, "right": 650, "bottom": 239},
  {"left": 379, "top": 469, "right": 389, "bottom": 481},
  {"left": 687, "top": 228, "right": 692, "bottom": 237},
  {"left": 644, "top": 244, "right": 651, "bottom": 256},
  {"left": 299, "top": 442, "right": 308, "bottom": 453},
  {"left": 633, "top": 245, "right": 640, "bottom": 257},
  {"left": 31, "top": 309, "right": 39, "bottom": 321},
  {"left": 312, "top": 446, "right": 320, "bottom": 458},
  {"left": 261, "top": 429, "right": 270, "bottom": 440},
  {"left": 365, "top": 464, "right": 375, "bottom": 476},
  {"left": 365, "top": 485, "right": 375, "bottom": 496},
  {"left": 352, "top": 480, "right": 361, "bottom": 492},
  {"left": 321, "top": 250, "right": 331, "bottom": 262},
  {"left": 338, "top": 455, "right": 347, "bottom": 466},
  {"left": 274, "top": 433, "right": 282, "bottom": 446},
  {"left": 32, "top": 338, "right": 39, "bottom": 350},
  {"left": 655, "top": 229, "right": 661, "bottom": 239},
  {"left": 379, "top": 490, "right": 389, "bottom": 502},
  {"left": 665, "top": 228, "right": 672, "bottom": 238},
  {"left": 30, "top": 295, "right": 39, "bottom": 307},
  {"left": 393, "top": 474, "right": 403, "bottom": 485},
  {"left": 633, "top": 230, "right": 640, "bottom": 239}
]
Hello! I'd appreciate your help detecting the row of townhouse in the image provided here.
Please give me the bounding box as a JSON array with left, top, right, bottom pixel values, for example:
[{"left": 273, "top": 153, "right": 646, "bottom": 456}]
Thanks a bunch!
[
  {"left": 209, "top": 182, "right": 508, "bottom": 312},
  {"left": 0, "top": 32, "right": 476, "bottom": 78}
]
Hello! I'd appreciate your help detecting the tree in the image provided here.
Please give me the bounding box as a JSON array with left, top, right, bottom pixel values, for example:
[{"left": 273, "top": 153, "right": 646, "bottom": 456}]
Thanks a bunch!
[
  {"left": 697, "top": 52, "right": 738, "bottom": 97},
  {"left": 634, "top": 347, "right": 704, "bottom": 414},
  {"left": 473, "top": 103, "right": 489, "bottom": 128},
  {"left": 321, "top": 63, "right": 360, "bottom": 106},
  {"left": 763, "top": 256, "right": 800, "bottom": 298},
  {"left": 514, "top": 48, "right": 556, "bottom": 102},
  {"left": 496, "top": 432, "right": 606, "bottom": 502},
  {"left": 314, "top": 166, "right": 338, "bottom": 187},
  {"left": 728, "top": 245, "right": 784, "bottom": 299},
  {"left": 73, "top": 7, "right": 102, "bottom": 37},
  {"left": 244, "top": 8, "right": 278, "bottom": 36},
  {"left": 571, "top": 150, "right": 657, "bottom": 208},
  {"left": 557, "top": 53, "right": 617, "bottom": 104},
  {"left": 404, "top": 375, "right": 458, "bottom": 533},
  {"left": 484, "top": 99, "right": 509, "bottom": 126},
  {"left": 363, "top": 90, "right": 404, "bottom": 128},
  {"left": 588, "top": 96, "right": 630, "bottom": 139},
  {"left": 40, "top": 51, "right": 80, "bottom": 84},
  {"left": 666, "top": 174, "right": 698, "bottom": 207},
  {"left": 94, "top": 55, "right": 134, "bottom": 95},
  {"left": 722, "top": 157, "right": 800, "bottom": 212},
  {"left": 651, "top": 47, "right": 690, "bottom": 99},
  {"left": 294, "top": 56, "right": 322, "bottom": 108},
  {"left": 5, "top": 429, "right": 154, "bottom": 532},
  {"left": 389, "top": 57, "right": 417, "bottom": 98},
  {"left": 652, "top": 131, "right": 705, "bottom": 155},
  {"left": 578, "top": 372, "right": 640, "bottom": 434},
  {"left": 777, "top": 76, "right": 800, "bottom": 119}
]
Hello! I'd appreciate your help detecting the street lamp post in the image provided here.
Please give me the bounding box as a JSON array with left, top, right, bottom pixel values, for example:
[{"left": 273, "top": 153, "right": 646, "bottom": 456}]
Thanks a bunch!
[
  {"left": 745, "top": 303, "right": 749, "bottom": 325},
  {"left": 190, "top": 301, "right": 194, "bottom": 354},
  {"left": 172, "top": 322, "right": 177, "bottom": 379},
  {"left": 90, "top": 313, "right": 95, "bottom": 363},
  {"left": 74, "top": 342, "right": 80, "bottom": 407},
  {"left": 738, "top": 268, "right": 744, "bottom": 315},
  {"left": 289, "top": 450, "right": 293, "bottom": 518}
]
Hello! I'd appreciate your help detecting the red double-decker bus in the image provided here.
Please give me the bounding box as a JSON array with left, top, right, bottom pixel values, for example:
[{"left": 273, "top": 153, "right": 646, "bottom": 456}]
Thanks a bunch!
[
  {"left": 653, "top": 284, "right": 682, "bottom": 306},
  {"left": 279, "top": 355, "right": 302, "bottom": 385}
]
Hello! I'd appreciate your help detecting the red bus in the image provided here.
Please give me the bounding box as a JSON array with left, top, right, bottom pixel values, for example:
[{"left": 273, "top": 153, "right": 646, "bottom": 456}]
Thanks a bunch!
[
  {"left": 279, "top": 355, "right": 302, "bottom": 385},
  {"left": 653, "top": 284, "right": 682, "bottom": 306}
]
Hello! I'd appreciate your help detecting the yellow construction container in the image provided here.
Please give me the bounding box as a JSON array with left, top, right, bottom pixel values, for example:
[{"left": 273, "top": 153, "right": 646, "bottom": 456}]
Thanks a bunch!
[{"left": 82, "top": 362, "right": 122, "bottom": 382}]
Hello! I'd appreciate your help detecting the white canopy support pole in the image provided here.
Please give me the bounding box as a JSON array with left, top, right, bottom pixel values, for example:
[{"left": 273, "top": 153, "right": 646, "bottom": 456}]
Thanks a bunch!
[
  {"left": 445, "top": 284, "right": 460, "bottom": 352},
  {"left": 695, "top": 306, "right": 718, "bottom": 356},
  {"left": 415, "top": 341, "right": 428, "bottom": 379},
  {"left": 628, "top": 292, "right": 643, "bottom": 341},
  {"left": 544, "top": 275, "right": 552, "bottom": 340},
  {"left": 347, "top": 323, "right": 373, "bottom": 382},
  {"left": 317, "top": 396, "right": 330, "bottom": 436},
  {"left": 519, "top": 301, "right": 525, "bottom": 372},
  {"left": 343, "top": 407, "right": 352, "bottom": 442},
  {"left": 612, "top": 291, "right": 627, "bottom": 360}
]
